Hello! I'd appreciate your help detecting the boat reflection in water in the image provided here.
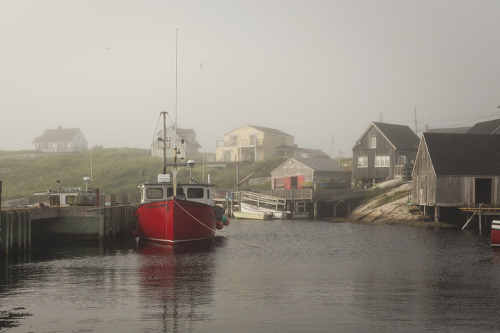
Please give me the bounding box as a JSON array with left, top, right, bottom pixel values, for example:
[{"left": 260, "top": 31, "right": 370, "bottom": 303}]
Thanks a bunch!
[{"left": 137, "top": 239, "right": 219, "bottom": 332}]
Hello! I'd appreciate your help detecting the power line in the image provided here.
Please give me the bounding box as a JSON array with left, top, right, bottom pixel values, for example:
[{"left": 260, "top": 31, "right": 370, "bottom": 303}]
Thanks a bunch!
[{"left": 430, "top": 111, "right": 500, "bottom": 129}]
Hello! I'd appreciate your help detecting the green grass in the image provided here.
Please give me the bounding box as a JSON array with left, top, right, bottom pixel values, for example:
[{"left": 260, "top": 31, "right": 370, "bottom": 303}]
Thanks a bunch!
[
  {"left": 364, "top": 186, "right": 391, "bottom": 202},
  {"left": 372, "top": 190, "right": 408, "bottom": 208},
  {"left": 0, "top": 149, "right": 287, "bottom": 203}
]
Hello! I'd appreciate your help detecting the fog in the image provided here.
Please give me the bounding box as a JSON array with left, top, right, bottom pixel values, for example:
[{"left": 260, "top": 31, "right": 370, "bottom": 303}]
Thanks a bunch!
[{"left": 1, "top": 0, "right": 500, "bottom": 157}]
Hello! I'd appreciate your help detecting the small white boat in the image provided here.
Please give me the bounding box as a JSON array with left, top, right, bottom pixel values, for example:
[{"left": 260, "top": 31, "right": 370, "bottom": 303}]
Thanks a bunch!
[
  {"left": 233, "top": 210, "right": 273, "bottom": 220},
  {"left": 240, "top": 202, "right": 292, "bottom": 220}
]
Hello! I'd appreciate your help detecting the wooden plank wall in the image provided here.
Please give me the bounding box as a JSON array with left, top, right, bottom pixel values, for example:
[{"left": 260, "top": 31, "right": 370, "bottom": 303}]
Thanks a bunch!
[{"left": 353, "top": 126, "right": 394, "bottom": 181}]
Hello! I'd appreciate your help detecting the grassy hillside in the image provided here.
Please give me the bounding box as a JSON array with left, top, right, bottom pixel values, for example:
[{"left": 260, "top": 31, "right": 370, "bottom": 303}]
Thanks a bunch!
[{"left": 0, "top": 148, "right": 287, "bottom": 203}]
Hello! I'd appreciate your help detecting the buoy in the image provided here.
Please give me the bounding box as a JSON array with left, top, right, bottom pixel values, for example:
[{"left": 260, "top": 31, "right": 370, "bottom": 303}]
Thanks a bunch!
[
  {"left": 216, "top": 220, "right": 224, "bottom": 230},
  {"left": 222, "top": 216, "right": 230, "bottom": 226}
]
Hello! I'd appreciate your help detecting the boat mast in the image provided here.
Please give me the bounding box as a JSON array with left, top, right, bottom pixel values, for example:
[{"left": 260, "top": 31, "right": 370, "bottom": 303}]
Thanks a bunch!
[
  {"left": 172, "top": 29, "right": 179, "bottom": 196},
  {"left": 174, "top": 28, "right": 178, "bottom": 147},
  {"left": 162, "top": 111, "right": 167, "bottom": 174}
]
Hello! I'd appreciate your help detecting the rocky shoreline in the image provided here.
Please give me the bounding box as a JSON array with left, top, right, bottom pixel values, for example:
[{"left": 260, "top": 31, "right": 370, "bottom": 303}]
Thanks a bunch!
[{"left": 346, "top": 183, "right": 457, "bottom": 228}]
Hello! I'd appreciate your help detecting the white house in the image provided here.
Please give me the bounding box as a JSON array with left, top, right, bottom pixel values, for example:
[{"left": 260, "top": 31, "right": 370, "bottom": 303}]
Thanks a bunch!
[
  {"left": 32, "top": 127, "right": 88, "bottom": 152},
  {"left": 152, "top": 126, "right": 201, "bottom": 161},
  {"left": 215, "top": 125, "right": 295, "bottom": 162}
]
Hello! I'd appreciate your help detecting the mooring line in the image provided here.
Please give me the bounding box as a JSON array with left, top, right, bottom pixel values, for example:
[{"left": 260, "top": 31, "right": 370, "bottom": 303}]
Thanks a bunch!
[{"left": 173, "top": 199, "right": 260, "bottom": 248}]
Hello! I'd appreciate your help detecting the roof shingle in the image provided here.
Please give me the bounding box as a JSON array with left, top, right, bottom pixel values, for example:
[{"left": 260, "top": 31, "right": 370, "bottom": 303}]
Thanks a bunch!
[
  {"left": 423, "top": 132, "right": 500, "bottom": 175},
  {"left": 32, "top": 128, "right": 84, "bottom": 143},
  {"left": 373, "top": 122, "right": 420, "bottom": 149},
  {"left": 466, "top": 118, "right": 500, "bottom": 134},
  {"left": 294, "top": 157, "right": 350, "bottom": 173}
]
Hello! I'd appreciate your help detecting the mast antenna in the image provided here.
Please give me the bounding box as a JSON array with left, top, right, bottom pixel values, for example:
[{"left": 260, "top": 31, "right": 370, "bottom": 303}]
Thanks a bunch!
[
  {"left": 172, "top": 29, "right": 179, "bottom": 196},
  {"left": 175, "top": 28, "right": 178, "bottom": 140}
]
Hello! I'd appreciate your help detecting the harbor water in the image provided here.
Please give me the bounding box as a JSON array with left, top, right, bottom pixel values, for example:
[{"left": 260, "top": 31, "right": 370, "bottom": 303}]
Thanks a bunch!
[{"left": 1, "top": 219, "right": 500, "bottom": 332}]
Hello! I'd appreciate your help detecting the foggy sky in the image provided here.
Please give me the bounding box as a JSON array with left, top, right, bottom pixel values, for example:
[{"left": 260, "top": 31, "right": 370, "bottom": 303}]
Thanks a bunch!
[{"left": 1, "top": 0, "right": 500, "bottom": 157}]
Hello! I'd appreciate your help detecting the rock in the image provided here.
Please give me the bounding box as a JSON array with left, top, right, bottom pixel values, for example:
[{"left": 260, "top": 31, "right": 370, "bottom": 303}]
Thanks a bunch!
[{"left": 347, "top": 182, "right": 454, "bottom": 227}]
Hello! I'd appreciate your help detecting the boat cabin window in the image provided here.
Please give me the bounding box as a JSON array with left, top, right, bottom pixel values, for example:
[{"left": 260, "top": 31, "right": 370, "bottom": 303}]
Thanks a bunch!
[
  {"left": 167, "top": 188, "right": 184, "bottom": 197},
  {"left": 206, "top": 189, "right": 210, "bottom": 199},
  {"left": 65, "top": 195, "right": 76, "bottom": 205},
  {"left": 147, "top": 188, "right": 164, "bottom": 200},
  {"left": 187, "top": 187, "right": 204, "bottom": 199}
]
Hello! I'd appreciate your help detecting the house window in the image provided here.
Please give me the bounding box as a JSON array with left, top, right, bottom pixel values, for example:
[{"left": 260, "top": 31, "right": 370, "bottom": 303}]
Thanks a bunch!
[
  {"left": 375, "top": 155, "right": 390, "bottom": 167},
  {"left": 397, "top": 155, "right": 407, "bottom": 165},
  {"left": 249, "top": 134, "right": 258, "bottom": 145},
  {"left": 357, "top": 156, "right": 368, "bottom": 168},
  {"left": 229, "top": 135, "right": 237, "bottom": 146},
  {"left": 223, "top": 150, "right": 231, "bottom": 162},
  {"left": 274, "top": 178, "right": 284, "bottom": 188},
  {"left": 370, "top": 136, "right": 377, "bottom": 148}
]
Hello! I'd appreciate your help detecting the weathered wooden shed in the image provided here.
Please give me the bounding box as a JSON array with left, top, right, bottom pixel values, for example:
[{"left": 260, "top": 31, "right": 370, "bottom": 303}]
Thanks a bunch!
[
  {"left": 271, "top": 157, "right": 351, "bottom": 190},
  {"left": 412, "top": 133, "right": 500, "bottom": 217},
  {"left": 352, "top": 122, "right": 420, "bottom": 186}
]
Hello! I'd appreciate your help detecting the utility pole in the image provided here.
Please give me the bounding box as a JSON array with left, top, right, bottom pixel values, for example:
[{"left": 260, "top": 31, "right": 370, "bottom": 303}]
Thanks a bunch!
[
  {"left": 236, "top": 162, "right": 240, "bottom": 192},
  {"left": 330, "top": 137, "right": 334, "bottom": 159},
  {"left": 414, "top": 106, "right": 418, "bottom": 134}
]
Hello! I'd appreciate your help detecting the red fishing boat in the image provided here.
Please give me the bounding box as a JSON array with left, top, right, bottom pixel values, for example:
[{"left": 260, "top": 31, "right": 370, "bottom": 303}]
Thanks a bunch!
[
  {"left": 136, "top": 33, "right": 228, "bottom": 244},
  {"left": 135, "top": 112, "right": 228, "bottom": 244},
  {"left": 491, "top": 220, "right": 500, "bottom": 247}
]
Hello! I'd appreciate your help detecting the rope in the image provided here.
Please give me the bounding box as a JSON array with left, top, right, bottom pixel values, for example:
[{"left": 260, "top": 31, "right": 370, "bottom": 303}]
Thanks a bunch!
[{"left": 172, "top": 199, "right": 259, "bottom": 248}]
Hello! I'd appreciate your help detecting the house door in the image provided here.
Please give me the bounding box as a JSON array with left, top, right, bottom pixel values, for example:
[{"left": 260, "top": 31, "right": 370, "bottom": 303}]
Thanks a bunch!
[
  {"left": 475, "top": 178, "right": 492, "bottom": 205},
  {"left": 290, "top": 176, "right": 298, "bottom": 189}
]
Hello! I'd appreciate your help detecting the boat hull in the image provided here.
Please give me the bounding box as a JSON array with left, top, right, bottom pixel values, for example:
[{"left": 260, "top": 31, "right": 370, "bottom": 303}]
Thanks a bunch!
[
  {"left": 240, "top": 202, "right": 292, "bottom": 219},
  {"left": 491, "top": 220, "right": 500, "bottom": 247},
  {"left": 233, "top": 210, "right": 273, "bottom": 220},
  {"left": 136, "top": 198, "right": 216, "bottom": 244}
]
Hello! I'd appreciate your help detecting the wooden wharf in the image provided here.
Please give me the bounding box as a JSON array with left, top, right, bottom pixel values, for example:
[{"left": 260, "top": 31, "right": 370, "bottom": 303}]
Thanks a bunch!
[
  {"left": 1, "top": 186, "right": 137, "bottom": 258},
  {"left": 217, "top": 189, "right": 363, "bottom": 219},
  {"left": 0, "top": 209, "right": 31, "bottom": 258},
  {"left": 460, "top": 204, "right": 500, "bottom": 234}
]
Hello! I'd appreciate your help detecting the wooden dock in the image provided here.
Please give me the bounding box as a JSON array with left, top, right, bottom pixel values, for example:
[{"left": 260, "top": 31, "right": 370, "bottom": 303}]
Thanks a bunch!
[
  {"left": 1, "top": 186, "right": 137, "bottom": 258},
  {"left": 217, "top": 189, "right": 363, "bottom": 219},
  {"left": 0, "top": 209, "right": 31, "bottom": 258},
  {"left": 460, "top": 204, "right": 500, "bottom": 233},
  {"left": 29, "top": 203, "right": 136, "bottom": 242}
]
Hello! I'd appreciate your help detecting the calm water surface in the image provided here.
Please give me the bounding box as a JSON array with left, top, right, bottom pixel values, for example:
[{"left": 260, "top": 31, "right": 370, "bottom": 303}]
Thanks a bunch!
[{"left": 1, "top": 219, "right": 500, "bottom": 332}]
